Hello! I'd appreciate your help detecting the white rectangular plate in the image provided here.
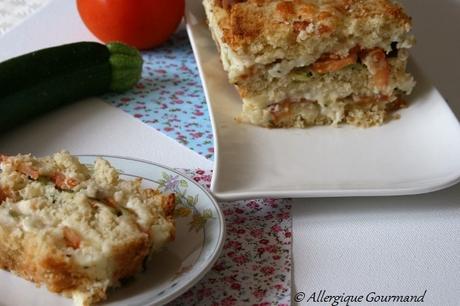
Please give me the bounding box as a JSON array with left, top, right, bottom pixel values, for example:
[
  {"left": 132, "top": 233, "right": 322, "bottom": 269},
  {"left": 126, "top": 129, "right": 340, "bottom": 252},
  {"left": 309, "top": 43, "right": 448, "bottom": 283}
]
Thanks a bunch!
[{"left": 185, "top": 0, "right": 460, "bottom": 201}]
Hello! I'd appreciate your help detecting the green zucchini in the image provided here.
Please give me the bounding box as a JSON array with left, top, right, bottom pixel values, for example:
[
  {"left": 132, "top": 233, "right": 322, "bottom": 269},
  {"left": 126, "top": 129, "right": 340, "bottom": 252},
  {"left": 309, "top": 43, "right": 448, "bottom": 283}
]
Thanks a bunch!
[{"left": 0, "top": 41, "right": 143, "bottom": 132}]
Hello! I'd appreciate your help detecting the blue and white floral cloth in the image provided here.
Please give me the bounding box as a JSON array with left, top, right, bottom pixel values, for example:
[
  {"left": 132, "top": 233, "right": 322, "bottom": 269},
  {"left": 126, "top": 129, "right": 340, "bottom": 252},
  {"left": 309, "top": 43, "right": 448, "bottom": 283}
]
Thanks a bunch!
[{"left": 107, "top": 30, "right": 215, "bottom": 159}]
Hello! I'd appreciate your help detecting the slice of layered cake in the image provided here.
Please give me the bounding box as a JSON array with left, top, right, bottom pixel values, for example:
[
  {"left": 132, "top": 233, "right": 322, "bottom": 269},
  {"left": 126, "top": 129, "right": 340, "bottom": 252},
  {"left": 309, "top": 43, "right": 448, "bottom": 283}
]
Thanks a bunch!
[
  {"left": 0, "top": 151, "right": 175, "bottom": 306},
  {"left": 204, "top": 0, "right": 416, "bottom": 127}
]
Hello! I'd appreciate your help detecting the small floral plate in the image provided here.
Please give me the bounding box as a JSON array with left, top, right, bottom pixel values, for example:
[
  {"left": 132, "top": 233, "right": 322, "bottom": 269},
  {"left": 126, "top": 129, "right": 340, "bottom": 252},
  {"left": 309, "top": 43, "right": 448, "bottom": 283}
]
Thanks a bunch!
[{"left": 0, "top": 155, "right": 225, "bottom": 306}]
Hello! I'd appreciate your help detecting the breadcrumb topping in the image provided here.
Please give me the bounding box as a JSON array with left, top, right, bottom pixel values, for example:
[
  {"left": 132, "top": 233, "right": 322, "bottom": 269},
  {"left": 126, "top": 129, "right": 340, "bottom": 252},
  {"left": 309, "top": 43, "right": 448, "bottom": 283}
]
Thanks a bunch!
[{"left": 0, "top": 152, "right": 175, "bottom": 306}]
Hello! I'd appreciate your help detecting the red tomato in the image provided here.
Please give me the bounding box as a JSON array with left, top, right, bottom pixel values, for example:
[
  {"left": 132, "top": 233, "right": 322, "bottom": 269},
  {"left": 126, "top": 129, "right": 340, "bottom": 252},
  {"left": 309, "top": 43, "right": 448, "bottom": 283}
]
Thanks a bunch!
[{"left": 77, "top": 0, "right": 185, "bottom": 50}]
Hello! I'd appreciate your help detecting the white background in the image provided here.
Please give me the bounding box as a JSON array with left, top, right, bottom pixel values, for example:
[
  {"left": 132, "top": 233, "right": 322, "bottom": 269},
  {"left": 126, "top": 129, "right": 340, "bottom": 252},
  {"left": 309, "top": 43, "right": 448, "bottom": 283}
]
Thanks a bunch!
[{"left": 293, "top": 1, "right": 460, "bottom": 304}]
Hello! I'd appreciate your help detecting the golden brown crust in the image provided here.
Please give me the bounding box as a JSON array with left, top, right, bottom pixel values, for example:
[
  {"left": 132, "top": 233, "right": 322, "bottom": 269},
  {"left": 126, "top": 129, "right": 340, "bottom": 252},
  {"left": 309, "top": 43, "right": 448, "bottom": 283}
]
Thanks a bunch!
[
  {"left": 0, "top": 152, "right": 177, "bottom": 305},
  {"left": 39, "top": 256, "right": 85, "bottom": 293},
  {"left": 112, "top": 237, "right": 150, "bottom": 280},
  {"left": 0, "top": 229, "right": 153, "bottom": 305},
  {"left": 220, "top": 4, "right": 264, "bottom": 49},
  {"left": 213, "top": 0, "right": 411, "bottom": 51},
  {"left": 0, "top": 232, "right": 87, "bottom": 294},
  {"left": 163, "top": 193, "right": 176, "bottom": 217},
  {"left": 0, "top": 205, "right": 168, "bottom": 306}
]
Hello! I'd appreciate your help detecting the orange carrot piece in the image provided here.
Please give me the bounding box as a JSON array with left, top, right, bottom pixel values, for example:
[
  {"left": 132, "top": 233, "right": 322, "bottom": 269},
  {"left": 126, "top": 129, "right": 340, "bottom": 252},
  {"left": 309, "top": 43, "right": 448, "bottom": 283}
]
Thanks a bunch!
[
  {"left": 63, "top": 226, "right": 81, "bottom": 249},
  {"left": 311, "top": 49, "right": 358, "bottom": 74},
  {"left": 363, "top": 48, "right": 390, "bottom": 90}
]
